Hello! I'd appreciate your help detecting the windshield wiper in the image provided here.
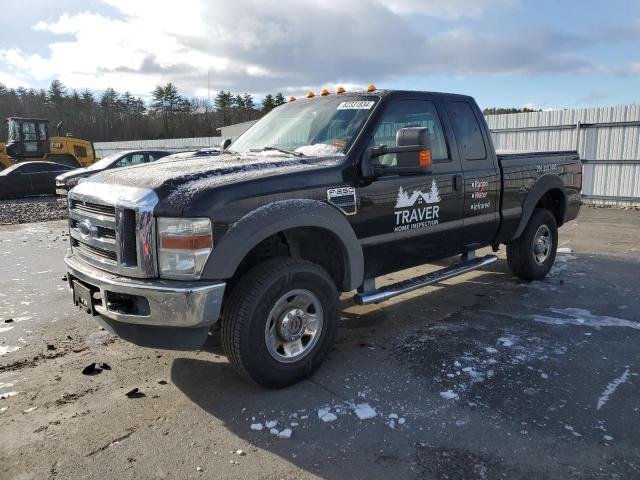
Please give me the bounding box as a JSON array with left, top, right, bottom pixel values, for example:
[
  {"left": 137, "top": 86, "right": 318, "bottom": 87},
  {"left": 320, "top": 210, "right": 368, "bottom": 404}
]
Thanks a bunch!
[{"left": 249, "top": 146, "right": 306, "bottom": 157}]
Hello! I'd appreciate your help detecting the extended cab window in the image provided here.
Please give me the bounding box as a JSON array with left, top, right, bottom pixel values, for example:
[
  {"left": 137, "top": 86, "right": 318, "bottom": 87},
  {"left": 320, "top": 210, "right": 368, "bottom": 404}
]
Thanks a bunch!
[
  {"left": 447, "top": 101, "right": 486, "bottom": 160},
  {"left": 372, "top": 100, "right": 449, "bottom": 166}
]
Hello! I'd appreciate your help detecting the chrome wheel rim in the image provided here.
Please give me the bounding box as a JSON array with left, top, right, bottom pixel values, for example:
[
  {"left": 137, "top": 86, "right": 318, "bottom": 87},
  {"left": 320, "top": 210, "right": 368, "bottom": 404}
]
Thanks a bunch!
[
  {"left": 533, "top": 224, "right": 552, "bottom": 265},
  {"left": 264, "top": 289, "right": 324, "bottom": 363}
]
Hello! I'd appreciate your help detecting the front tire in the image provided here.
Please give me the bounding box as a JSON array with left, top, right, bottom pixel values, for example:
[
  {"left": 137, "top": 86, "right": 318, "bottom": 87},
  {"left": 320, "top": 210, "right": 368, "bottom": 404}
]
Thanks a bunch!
[
  {"left": 221, "top": 258, "right": 339, "bottom": 388},
  {"left": 507, "top": 208, "right": 558, "bottom": 281}
]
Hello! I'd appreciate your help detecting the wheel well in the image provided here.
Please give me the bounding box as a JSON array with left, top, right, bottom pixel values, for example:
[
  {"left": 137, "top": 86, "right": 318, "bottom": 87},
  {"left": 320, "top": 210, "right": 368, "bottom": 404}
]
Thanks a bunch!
[
  {"left": 228, "top": 227, "right": 349, "bottom": 294},
  {"left": 535, "top": 188, "right": 566, "bottom": 226}
]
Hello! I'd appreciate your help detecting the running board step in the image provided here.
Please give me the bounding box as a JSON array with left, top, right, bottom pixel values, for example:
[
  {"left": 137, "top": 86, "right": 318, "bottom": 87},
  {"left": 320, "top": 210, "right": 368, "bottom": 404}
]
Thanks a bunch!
[{"left": 354, "top": 254, "right": 498, "bottom": 306}]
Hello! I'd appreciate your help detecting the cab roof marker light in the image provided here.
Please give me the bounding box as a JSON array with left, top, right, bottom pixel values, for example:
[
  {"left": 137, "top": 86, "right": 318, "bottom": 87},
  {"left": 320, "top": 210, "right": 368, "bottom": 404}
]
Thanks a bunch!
[
  {"left": 336, "top": 86, "right": 345, "bottom": 94},
  {"left": 306, "top": 91, "right": 315, "bottom": 98},
  {"left": 367, "top": 84, "right": 377, "bottom": 92},
  {"left": 320, "top": 88, "right": 329, "bottom": 96},
  {"left": 288, "top": 96, "right": 296, "bottom": 102}
]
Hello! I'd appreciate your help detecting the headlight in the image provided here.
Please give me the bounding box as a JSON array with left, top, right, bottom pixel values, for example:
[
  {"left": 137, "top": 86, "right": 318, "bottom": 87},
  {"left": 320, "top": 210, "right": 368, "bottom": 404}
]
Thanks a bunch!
[
  {"left": 157, "top": 217, "right": 213, "bottom": 280},
  {"left": 56, "top": 179, "right": 64, "bottom": 186}
]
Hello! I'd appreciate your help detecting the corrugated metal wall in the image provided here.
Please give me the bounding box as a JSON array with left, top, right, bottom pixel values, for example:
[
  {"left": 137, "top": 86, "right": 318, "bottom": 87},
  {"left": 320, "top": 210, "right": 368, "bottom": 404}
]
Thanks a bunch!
[
  {"left": 94, "top": 136, "right": 221, "bottom": 158},
  {"left": 92, "top": 106, "right": 640, "bottom": 207},
  {"left": 486, "top": 105, "right": 640, "bottom": 206}
]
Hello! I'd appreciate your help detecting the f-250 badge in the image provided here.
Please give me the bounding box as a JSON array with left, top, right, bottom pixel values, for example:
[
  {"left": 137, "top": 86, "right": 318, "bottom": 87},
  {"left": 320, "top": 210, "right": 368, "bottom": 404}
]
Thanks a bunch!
[
  {"left": 327, "top": 186, "right": 357, "bottom": 215},
  {"left": 394, "top": 180, "right": 441, "bottom": 232}
]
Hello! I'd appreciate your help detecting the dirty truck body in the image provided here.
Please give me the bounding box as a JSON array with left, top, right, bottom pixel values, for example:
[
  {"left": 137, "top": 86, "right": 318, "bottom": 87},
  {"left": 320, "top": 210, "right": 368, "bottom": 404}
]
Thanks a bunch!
[{"left": 64, "top": 89, "right": 582, "bottom": 387}]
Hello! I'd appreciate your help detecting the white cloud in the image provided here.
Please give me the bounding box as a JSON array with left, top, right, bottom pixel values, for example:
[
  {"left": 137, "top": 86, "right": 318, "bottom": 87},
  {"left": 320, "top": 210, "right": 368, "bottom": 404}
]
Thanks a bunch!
[
  {"left": 0, "top": 0, "right": 636, "bottom": 97},
  {"left": 380, "top": 0, "right": 518, "bottom": 19}
]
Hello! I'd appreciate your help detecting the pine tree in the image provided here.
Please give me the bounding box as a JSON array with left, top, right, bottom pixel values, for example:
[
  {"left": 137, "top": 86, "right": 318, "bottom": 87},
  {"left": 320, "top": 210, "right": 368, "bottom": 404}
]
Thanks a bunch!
[
  {"left": 262, "top": 94, "right": 275, "bottom": 113},
  {"left": 429, "top": 179, "right": 440, "bottom": 202},
  {"left": 396, "top": 186, "right": 411, "bottom": 208},
  {"left": 274, "top": 92, "right": 285, "bottom": 106}
]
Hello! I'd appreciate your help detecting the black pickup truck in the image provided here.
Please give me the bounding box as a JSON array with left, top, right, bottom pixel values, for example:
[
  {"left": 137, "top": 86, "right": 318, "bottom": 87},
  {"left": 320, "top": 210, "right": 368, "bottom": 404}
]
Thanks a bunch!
[{"left": 64, "top": 89, "right": 582, "bottom": 387}]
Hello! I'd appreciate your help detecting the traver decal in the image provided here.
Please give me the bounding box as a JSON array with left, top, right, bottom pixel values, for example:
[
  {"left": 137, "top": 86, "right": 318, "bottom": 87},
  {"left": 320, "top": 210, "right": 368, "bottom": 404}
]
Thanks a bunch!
[
  {"left": 337, "top": 101, "right": 375, "bottom": 110},
  {"left": 394, "top": 180, "right": 441, "bottom": 232}
]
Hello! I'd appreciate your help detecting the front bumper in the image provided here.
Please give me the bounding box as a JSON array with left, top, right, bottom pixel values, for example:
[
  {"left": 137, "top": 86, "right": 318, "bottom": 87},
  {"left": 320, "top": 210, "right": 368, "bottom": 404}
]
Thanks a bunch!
[
  {"left": 65, "top": 255, "right": 225, "bottom": 348},
  {"left": 56, "top": 187, "right": 68, "bottom": 197}
]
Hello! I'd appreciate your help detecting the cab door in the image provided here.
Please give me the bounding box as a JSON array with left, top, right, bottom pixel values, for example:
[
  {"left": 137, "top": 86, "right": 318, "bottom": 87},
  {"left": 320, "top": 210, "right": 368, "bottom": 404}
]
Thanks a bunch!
[
  {"left": 445, "top": 100, "right": 500, "bottom": 249},
  {"left": 355, "top": 97, "right": 465, "bottom": 278}
]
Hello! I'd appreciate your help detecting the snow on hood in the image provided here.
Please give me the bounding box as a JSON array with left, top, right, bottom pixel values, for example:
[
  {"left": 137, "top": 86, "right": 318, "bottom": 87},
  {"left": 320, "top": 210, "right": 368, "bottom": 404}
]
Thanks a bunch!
[
  {"left": 294, "top": 143, "right": 345, "bottom": 157},
  {"left": 91, "top": 152, "right": 342, "bottom": 209}
]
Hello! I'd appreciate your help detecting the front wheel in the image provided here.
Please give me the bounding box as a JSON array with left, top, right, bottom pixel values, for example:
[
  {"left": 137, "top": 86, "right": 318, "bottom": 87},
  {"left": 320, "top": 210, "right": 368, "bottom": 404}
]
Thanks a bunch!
[
  {"left": 506, "top": 208, "right": 558, "bottom": 281},
  {"left": 221, "top": 258, "right": 339, "bottom": 388}
]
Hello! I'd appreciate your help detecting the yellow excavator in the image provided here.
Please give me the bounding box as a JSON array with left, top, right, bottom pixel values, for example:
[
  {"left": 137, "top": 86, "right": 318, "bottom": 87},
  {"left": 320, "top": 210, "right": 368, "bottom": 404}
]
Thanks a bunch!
[{"left": 0, "top": 117, "right": 96, "bottom": 171}]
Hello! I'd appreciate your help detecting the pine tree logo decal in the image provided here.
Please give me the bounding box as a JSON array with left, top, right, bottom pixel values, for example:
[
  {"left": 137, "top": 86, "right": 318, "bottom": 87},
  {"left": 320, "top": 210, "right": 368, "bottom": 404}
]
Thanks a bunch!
[
  {"left": 393, "top": 181, "right": 441, "bottom": 231},
  {"left": 395, "top": 180, "right": 441, "bottom": 208}
]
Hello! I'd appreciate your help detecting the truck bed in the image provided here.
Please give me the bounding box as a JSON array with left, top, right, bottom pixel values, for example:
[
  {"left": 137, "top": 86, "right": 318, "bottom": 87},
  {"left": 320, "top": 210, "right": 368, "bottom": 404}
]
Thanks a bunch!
[{"left": 496, "top": 149, "right": 582, "bottom": 242}]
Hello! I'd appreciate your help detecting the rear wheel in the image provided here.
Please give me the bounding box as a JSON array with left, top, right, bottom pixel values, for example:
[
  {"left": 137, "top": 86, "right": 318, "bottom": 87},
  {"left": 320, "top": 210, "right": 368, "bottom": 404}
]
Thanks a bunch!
[
  {"left": 507, "top": 208, "right": 558, "bottom": 281},
  {"left": 221, "top": 258, "right": 339, "bottom": 388},
  {"left": 46, "top": 154, "right": 80, "bottom": 168}
]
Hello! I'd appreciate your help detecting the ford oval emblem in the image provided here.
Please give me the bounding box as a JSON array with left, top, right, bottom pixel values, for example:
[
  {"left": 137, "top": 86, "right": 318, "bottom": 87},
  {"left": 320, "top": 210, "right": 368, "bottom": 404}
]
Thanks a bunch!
[{"left": 78, "top": 219, "right": 98, "bottom": 238}]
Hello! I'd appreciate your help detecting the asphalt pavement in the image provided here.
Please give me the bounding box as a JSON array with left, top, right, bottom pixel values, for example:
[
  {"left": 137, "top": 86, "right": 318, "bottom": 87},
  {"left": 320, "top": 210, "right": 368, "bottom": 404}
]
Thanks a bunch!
[{"left": 1, "top": 207, "right": 639, "bottom": 480}]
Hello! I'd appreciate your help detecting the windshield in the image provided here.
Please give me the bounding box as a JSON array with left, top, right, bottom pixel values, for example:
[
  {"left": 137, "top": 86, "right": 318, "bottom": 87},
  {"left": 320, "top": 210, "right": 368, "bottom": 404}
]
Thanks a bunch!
[
  {"left": 86, "top": 152, "right": 127, "bottom": 170},
  {"left": 230, "top": 95, "right": 379, "bottom": 156}
]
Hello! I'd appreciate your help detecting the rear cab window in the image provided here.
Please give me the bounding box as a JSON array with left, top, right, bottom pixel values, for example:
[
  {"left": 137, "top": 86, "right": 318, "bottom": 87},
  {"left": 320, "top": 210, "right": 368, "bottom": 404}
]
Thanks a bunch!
[{"left": 447, "top": 101, "right": 486, "bottom": 161}]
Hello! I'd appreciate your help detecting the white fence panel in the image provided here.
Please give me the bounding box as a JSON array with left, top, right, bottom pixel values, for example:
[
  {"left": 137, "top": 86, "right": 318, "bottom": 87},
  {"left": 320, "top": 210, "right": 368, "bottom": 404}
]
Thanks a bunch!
[{"left": 94, "top": 137, "right": 222, "bottom": 157}]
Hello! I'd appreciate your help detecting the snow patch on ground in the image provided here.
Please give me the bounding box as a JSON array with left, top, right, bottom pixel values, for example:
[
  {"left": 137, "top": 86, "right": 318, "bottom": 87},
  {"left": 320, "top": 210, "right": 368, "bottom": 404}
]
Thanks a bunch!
[
  {"left": 0, "top": 345, "right": 20, "bottom": 356},
  {"left": 440, "top": 390, "right": 459, "bottom": 400},
  {"left": 531, "top": 308, "right": 640, "bottom": 330},
  {"left": 597, "top": 369, "right": 630, "bottom": 410},
  {"left": 353, "top": 403, "right": 377, "bottom": 420}
]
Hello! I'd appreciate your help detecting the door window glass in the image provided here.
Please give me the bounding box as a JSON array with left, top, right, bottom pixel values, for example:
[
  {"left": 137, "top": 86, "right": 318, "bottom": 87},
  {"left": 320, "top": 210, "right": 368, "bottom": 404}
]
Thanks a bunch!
[
  {"left": 148, "top": 152, "right": 167, "bottom": 161},
  {"left": 447, "top": 101, "right": 486, "bottom": 161},
  {"left": 114, "top": 153, "right": 145, "bottom": 167},
  {"left": 372, "top": 100, "right": 449, "bottom": 166},
  {"left": 22, "top": 122, "right": 39, "bottom": 153},
  {"left": 73, "top": 145, "right": 87, "bottom": 158}
]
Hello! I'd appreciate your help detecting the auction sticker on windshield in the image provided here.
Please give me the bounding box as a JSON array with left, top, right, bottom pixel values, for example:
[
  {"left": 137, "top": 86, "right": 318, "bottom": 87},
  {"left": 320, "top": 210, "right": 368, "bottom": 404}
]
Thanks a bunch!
[{"left": 337, "top": 101, "right": 375, "bottom": 110}]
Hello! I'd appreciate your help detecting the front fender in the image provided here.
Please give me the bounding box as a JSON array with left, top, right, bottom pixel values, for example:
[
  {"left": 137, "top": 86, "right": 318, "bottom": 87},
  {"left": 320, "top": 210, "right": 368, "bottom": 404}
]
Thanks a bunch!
[{"left": 202, "top": 199, "right": 364, "bottom": 290}]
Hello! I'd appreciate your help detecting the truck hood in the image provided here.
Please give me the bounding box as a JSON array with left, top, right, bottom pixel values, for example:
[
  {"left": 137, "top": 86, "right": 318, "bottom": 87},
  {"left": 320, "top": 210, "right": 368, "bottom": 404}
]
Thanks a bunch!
[{"left": 89, "top": 152, "right": 342, "bottom": 210}]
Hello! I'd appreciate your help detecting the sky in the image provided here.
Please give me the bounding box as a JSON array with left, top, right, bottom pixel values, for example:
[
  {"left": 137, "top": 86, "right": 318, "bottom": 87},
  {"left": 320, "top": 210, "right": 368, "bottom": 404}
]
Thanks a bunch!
[{"left": 0, "top": 0, "right": 639, "bottom": 110}]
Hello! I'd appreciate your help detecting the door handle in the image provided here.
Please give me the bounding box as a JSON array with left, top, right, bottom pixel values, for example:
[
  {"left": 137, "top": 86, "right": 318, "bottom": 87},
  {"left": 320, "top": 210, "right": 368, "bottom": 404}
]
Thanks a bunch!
[{"left": 453, "top": 174, "right": 462, "bottom": 191}]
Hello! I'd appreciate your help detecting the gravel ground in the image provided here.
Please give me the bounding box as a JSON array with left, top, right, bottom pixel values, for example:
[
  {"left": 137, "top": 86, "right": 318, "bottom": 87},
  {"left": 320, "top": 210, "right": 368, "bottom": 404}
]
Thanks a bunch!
[
  {"left": 0, "top": 196, "right": 68, "bottom": 225},
  {"left": 1, "top": 208, "right": 640, "bottom": 480}
]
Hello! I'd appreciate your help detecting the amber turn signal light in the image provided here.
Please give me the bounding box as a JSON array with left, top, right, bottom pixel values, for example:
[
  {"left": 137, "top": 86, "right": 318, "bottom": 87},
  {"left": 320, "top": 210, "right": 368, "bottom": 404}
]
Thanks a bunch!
[
  {"left": 419, "top": 149, "right": 432, "bottom": 167},
  {"left": 160, "top": 235, "right": 213, "bottom": 250}
]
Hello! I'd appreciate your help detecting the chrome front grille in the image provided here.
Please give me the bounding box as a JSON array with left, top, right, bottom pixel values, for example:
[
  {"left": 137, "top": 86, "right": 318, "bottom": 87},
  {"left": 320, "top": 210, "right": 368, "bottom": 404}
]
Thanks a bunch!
[
  {"left": 70, "top": 200, "right": 116, "bottom": 218},
  {"left": 67, "top": 182, "right": 159, "bottom": 278}
]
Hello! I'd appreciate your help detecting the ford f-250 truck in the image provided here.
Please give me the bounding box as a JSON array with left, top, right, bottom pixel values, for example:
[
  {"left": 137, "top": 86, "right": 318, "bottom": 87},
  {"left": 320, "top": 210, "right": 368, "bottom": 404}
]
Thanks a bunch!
[{"left": 65, "top": 88, "right": 582, "bottom": 387}]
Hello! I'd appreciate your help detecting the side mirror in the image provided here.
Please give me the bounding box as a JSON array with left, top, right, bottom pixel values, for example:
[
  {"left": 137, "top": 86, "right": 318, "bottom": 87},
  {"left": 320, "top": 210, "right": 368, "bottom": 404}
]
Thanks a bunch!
[
  {"left": 222, "top": 138, "right": 232, "bottom": 150},
  {"left": 395, "top": 127, "right": 431, "bottom": 168},
  {"left": 366, "top": 127, "right": 432, "bottom": 177}
]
